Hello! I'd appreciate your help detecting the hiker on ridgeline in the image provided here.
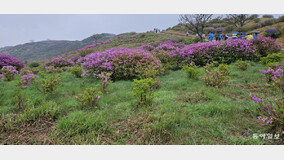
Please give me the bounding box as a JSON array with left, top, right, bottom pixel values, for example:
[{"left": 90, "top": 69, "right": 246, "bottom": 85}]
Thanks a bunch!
[{"left": 208, "top": 32, "right": 214, "bottom": 41}]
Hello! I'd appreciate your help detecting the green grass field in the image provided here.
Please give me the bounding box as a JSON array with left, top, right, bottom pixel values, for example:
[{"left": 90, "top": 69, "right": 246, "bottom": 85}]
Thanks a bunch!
[{"left": 1, "top": 61, "right": 282, "bottom": 145}]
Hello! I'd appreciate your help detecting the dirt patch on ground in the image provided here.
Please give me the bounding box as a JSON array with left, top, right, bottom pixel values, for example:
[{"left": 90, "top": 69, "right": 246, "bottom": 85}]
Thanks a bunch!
[{"left": 0, "top": 116, "right": 56, "bottom": 145}]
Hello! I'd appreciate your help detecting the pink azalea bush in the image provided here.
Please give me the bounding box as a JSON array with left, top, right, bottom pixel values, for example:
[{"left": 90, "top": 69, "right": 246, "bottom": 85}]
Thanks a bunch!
[
  {"left": 19, "top": 73, "right": 39, "bottom": 89},
  {"left": 0, "top": 53, "right": 24, "bottom": 70},
  {"left": 45, "top": 57, "right": 75, "bottom": 68},
  {"left": 0, "top": 74, "right": 4, "bottom": 82},
  {"left": 175, "top": 39, "right": 257, "bottom": 66},
  {"left": 250, "top": 64, "right": 283, "bottom": 133},
  {"left": 259, "top": 65, "right": 283, "bottom": 88},
  {"left": 249, "top": 93, "right": 283, "bottom": 132},
  {"left": 251, "top": 36, "right": 281, "bottom": 57},
  {"left": 96, "top": 72, "right": 112, "bottom": 94},
  {"left": 0, "top": 66, "right": 19, "bottom": 81},
  {"left": 81, "top": 47, "right": 162, "bottom": 80}
]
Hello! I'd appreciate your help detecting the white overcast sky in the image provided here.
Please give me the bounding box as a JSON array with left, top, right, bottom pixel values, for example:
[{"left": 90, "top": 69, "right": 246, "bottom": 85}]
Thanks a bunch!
[{"left": 0, "top": 14, "right": 282, "bottom": 48}]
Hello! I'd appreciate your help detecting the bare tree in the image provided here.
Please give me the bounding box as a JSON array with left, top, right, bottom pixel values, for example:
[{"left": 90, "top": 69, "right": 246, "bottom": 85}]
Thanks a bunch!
[
  {"left": 226, "top": 14, "right": 251, "bottom": 30},
  {"left": 179, "top": 14, "right": 213, "bottom": 41}
]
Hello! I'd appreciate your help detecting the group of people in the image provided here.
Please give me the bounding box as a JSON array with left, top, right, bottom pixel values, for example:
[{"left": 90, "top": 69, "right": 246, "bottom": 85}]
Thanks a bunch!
[
  {"left": 207, "top": 32, "right": 259, "bottom": 41},
  {"left": 153, "top": 28, "right": 161, "bottom": 33}
]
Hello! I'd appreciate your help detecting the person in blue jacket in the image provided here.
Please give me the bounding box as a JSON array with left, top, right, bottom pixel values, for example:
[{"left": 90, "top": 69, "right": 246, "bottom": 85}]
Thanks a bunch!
[
  {"left": 219, "top": 34, "right": 223, "bottom": 41},
  {"left": 208, "top": 32, "right": 214, "bottom": 41},
  {"left": 253, "top": 33, "right": 258, "bottom": 39}
]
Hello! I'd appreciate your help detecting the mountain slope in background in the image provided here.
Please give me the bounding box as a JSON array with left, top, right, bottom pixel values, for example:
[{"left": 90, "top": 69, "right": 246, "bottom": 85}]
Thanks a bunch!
[{"left": 0, "top": 33, "right": 115, "bottom": 61}]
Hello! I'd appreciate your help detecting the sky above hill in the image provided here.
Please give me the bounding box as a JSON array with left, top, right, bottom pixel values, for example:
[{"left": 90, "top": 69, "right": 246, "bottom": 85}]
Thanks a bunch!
[{"left": 0, "top": 14, "right": 282, "bottom": 48}]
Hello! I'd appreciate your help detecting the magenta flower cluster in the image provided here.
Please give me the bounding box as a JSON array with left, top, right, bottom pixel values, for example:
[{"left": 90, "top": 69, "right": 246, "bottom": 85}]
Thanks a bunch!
[
  {"left": 251, "top": 36, "right": 281, "bottom": 56},
  {"left": 249, "top": 93, "right": 264, "bottom": 102},
  {"left": 0, "top": 65, "right": 19, "bottom": 81},
  {"left": 0, "top": 53, "right": 24, "bottom": 70},
  {"left": 20, "top": 73, "right": 39, "bottom": 89},
  {"left": 0, "top": 74, "right": 4, "bottom": 82},
  {"left": 45, "top": 57, "right": 75, "bottom": 68},
  {"left": 250, "top": 93, "right": 280, "bottom": 126},
  {"left": 81, "top": 47, "right": 162, "bottom": 80},
  {"left": 259, "top": 65, "right": 283, "bottom": 87}
]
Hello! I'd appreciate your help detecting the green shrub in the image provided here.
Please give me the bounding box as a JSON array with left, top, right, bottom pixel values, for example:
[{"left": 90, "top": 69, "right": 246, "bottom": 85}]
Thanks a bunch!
[
  {"left": 76, "top": 86, "right": 102, "bottom": 110},
  {"left": 79, "top": 48, "right": 94, "bottom": 57},
  {"left": 278, "top": 15, "right": 284, "bottom": 22},
  {"left": 40, "top": 74, "right": 61, "bottom": 93},
  {"left": 132, "top": 78, "right": 157, "bottom": 107},
  {"left": 253, "top": 18, "right": 261, "bottom": 23},
  {"left": 262, "top": 15, "right": 274, "bottom": 18},
  {"left": 261, "top": 19, "right": 276, "bottom": 27},
  {"left": 218, "top": 64, "right": 231, "bottom": 76},
  {"left": 57, "top": 111, "right": 108, "bottom": 137},
  {"left": 236, "top": 60, "right": 249, "bottom": 71},
  {"left": 260, "top": 53, "right": 284, "bottom": 66},
  {"left": 202, "top": 65, "right": 230, "bottom": 88},
  {"left": 70, "top": 66, "right": 83, "bottom": 78},
  {"left": 18, "top": 102, "right": 59, "bottom": 122},
  {"left": 182, "top": 65, "right": 201, "bottom": 79},
  {"left": 29, "top": 62, "right": 40, "bottom": 68}
]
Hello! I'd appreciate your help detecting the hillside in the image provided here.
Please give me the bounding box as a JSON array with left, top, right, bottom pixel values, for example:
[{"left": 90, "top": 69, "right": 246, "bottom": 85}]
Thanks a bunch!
[{"left": 0, "top": 33, "right": 115, "bottom": 61}]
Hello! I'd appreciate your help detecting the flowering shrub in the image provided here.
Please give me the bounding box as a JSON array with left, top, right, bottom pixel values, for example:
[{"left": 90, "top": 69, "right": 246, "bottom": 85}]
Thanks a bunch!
[
  {"left": 0, "top": 74, "right": 4, "bottom": 82},
  {"left": 19, "top": 74, "right": 39, "bottom": 89},
  {"left": 41, "top": 74, "right": 61, "bottom": 93},
  {"left": 0, "top": 66, "right": 19, "bottom": 81},
  {"left": 260, "top": 65, "right": 283, "bottom": 87},
  {"left": 76, "top": 86, "right": 102, "bottom": 109},
  {"left": 0, "top": 54, "right": 24, "bottom": 70},
  {"left": 236, "top": 60, "right": 249, "bottom": 71},
  {"left": 32, "top": 68, "right": 40, "bottom": 74},
  {"left": 19, "top": 68, "right": 32, "bottom": 75},
  {"left": 69, "top": 55, "right": 81, "bottom": 64},
  {"left": 182, "top": 65, "right": 201, "bottom": 79},
  {"left": 132, "top": 78, "right": 157, "bottom": 107},
  {"left": 260, "top": 53, "right": 284, "bottom": 66},
  {"left": 251, "top": 36, "right": 281, "bottom": 57},
  {"left": 249, "top": 93, "right": 283, "bottom": 132},
  {"left": 81, "top": 47, "right": 162, "bottom": 80},
  {"left": 177, "top": 39, "right": 257, "bottom": 66},
  {"left": 70, "top": 66, "right": 83, "bottom": 78},
  {"left": 96, "top": 72, "right": 112, "bottom": 94},
  {"left": 45, "top": 66, "right": 63, "bottom": 73},
  {"left": 45, "top": 57, "right": 74, "bottom": 68},
  {"left": 259, "top": 65, "right": 283, "bottom": 88}
]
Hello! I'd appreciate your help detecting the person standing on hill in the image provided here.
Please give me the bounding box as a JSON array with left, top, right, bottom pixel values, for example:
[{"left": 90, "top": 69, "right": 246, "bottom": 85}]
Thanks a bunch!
[
  {"left": 224, "top": 34, "right": 228, "bottom": 40},
  {"left": 215, "top": 33, "right": 220, "bottom": 41},
  {"left": 186, "top": 31, "right": 189, "bottom": 37},
  {"left": 219, "top": 34, "right": 223, "bottom": 41},
  {"left": 232, "top": 34, "right": 237, "bottom": 39},
  {"left": 208, "top": 32, "right": 214, "bottom": 41},
  {"left": 246, "top": 33, "right": 253, "bottom": 40}
]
